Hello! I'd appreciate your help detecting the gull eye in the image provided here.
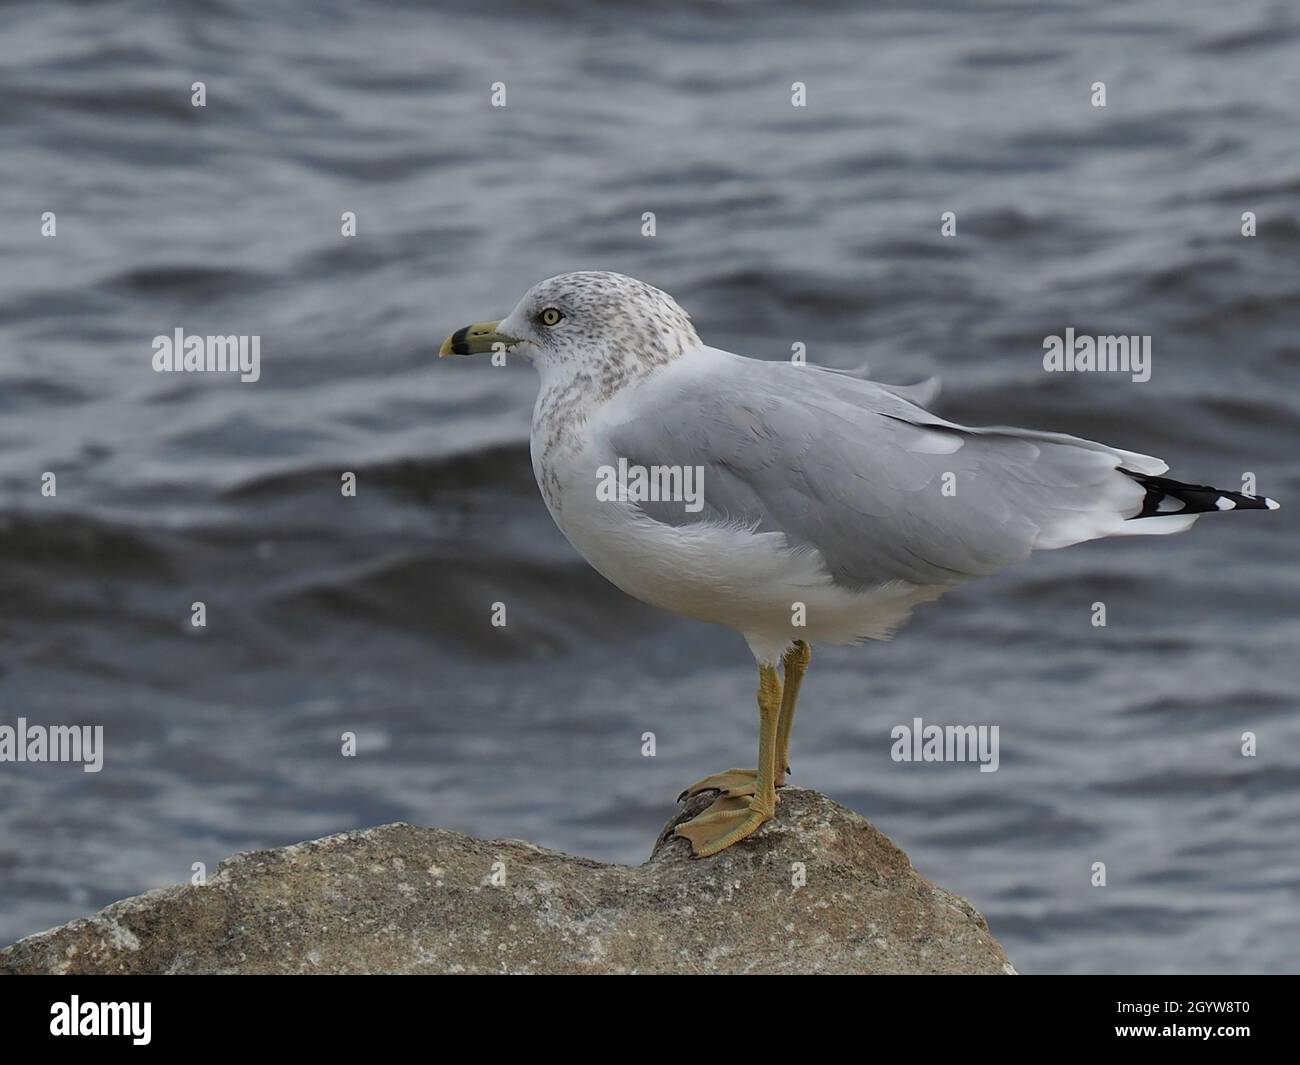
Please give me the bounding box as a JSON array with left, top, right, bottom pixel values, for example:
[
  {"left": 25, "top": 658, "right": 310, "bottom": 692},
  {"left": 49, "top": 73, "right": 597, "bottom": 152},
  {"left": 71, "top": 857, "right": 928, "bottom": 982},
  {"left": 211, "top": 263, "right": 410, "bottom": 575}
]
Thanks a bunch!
[{"left": 539, "top": 307, "right": 563, "bottom": 327}]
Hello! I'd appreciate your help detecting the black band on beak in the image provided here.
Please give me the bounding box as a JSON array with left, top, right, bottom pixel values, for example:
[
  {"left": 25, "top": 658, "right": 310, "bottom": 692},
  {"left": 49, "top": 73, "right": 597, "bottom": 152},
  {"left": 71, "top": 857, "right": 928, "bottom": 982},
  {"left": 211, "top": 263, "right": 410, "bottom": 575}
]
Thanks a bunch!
[
  {"left": 448, "top": 326, "right": 472, "bottom": 356},
  {"left": 439, "top": 319, "right": 511, "bottom": 357}
]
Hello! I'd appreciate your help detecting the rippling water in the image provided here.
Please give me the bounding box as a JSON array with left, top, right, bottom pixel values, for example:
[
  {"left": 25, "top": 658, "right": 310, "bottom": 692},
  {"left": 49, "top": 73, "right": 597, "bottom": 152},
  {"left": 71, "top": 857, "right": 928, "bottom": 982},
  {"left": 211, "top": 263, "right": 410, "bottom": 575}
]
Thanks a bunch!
[{"left": 1, "top": 0, "right": 1298, "bottom": 973}]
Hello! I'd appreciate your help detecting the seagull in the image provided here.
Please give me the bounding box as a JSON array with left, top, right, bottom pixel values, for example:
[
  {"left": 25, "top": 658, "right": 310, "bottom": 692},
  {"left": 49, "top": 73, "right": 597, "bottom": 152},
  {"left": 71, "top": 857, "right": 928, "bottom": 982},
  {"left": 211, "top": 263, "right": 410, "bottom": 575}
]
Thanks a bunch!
[{"left": 440, "top": 271, "right": 1279, "bottom": 858}]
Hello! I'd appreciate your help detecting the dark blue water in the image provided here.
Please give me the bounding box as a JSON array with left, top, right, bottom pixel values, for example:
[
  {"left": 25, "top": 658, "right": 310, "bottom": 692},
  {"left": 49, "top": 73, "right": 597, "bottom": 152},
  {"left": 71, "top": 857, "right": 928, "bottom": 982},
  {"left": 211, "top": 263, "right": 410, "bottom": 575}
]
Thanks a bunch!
[{"left": 1, "top": 0, "right": 1298, "bottom": 973}]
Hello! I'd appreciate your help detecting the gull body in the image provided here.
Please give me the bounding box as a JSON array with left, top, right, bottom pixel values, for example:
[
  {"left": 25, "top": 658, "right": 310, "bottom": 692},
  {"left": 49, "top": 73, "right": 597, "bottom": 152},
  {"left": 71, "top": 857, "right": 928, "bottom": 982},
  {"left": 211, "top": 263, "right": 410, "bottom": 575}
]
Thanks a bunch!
[
  {"left": 441, "top": 270, "right": 1278, "bottom": 857},
  {"left": 532, "top": 344, "right": 954, "bottom": 665}
]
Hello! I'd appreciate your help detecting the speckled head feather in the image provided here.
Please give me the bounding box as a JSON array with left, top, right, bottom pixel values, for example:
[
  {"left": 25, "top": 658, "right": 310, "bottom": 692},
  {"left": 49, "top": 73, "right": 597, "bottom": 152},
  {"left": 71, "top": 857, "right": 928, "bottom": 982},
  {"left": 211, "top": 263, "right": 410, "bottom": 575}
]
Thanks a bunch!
[
  {"left": 502, "top": 273, "right": 703, "bottom": 509},
  {"left": 498, "top": 271, "right": 702, "bottom": 378}
]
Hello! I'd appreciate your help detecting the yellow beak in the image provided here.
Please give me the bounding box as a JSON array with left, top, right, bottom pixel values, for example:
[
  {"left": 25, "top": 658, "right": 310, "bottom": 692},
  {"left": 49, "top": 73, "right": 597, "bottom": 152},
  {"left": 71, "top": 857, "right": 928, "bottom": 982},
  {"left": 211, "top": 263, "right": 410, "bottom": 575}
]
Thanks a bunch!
[{"left": 438, "top": 320, "right": 519, "bottom": 357}]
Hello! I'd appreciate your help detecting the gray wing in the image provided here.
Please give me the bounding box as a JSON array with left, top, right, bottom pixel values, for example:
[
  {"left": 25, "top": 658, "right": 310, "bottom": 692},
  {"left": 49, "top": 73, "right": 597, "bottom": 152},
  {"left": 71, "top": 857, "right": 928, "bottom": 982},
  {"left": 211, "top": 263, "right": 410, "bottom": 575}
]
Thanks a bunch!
[{"left": 604, "top": 356, "right": 1172, "bottom": 591}]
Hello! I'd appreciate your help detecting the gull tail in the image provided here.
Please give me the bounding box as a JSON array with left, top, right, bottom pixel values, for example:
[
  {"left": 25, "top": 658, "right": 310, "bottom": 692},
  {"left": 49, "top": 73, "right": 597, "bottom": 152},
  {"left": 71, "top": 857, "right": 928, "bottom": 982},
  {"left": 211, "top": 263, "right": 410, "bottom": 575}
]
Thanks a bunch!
[{"left": 1121, "top": 470, "right": 1280, "bottom": 518}]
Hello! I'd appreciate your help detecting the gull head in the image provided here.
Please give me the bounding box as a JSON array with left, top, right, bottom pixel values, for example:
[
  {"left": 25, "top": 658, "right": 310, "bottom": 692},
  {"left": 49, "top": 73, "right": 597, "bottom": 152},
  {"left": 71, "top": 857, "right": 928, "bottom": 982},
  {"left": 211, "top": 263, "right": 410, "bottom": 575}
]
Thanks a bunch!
[{"left": 439, "top": 271, "right": 701, "bottom": 373}]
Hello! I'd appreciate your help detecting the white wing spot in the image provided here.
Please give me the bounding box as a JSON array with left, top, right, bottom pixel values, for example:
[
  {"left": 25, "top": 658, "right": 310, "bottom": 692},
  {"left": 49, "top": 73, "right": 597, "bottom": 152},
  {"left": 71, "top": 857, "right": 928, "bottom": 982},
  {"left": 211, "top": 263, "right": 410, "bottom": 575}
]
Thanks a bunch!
[{"left": 908, "top": 429, "right": 964, "bottom": 455}]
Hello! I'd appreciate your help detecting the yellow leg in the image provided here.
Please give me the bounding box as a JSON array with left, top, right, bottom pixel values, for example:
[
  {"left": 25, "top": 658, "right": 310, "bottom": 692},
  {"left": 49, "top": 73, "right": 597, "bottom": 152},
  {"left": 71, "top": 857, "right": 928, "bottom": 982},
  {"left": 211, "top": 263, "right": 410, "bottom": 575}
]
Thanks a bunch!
[
  {"left": 677, "top": 640, "right": 812, "bottom": 800},
  {"left": 674, "top": 663, "right": 782, "bottom": 857},
  {"left": 776, "top": 640, "right": 811, "bottom": 784}
]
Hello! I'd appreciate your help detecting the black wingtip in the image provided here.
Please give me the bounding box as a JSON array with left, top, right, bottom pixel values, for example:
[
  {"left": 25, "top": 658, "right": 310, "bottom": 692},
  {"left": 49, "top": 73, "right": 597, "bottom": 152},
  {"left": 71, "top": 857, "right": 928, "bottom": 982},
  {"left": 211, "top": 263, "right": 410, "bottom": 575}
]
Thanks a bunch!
[{"left": 1121, "top": 469, "right": 1279, "bottom": 518}]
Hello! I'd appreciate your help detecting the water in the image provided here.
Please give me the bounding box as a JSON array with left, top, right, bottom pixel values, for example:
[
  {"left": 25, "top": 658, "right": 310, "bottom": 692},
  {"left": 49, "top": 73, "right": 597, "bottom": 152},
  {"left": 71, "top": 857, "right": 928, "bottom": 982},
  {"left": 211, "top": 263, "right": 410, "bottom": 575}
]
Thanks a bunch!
[{"left": 1, "top": 0, "right": 1298, "bottom": 974}]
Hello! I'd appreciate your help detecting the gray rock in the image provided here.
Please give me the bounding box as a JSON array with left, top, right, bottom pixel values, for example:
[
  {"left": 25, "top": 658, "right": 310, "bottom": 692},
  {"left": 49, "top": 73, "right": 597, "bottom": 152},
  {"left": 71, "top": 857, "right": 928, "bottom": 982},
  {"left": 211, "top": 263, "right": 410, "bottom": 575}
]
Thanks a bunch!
[{"left": 0, "top": 788, "right": 1014, "bottom": 974}]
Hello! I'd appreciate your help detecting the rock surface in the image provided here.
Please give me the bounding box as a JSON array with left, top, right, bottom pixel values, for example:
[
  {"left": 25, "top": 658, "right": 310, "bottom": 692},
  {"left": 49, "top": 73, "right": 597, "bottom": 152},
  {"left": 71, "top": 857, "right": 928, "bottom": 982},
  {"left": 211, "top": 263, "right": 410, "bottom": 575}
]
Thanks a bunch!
[{"left": 0, "top": 788, "right": 1014, "bottom": 974}]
